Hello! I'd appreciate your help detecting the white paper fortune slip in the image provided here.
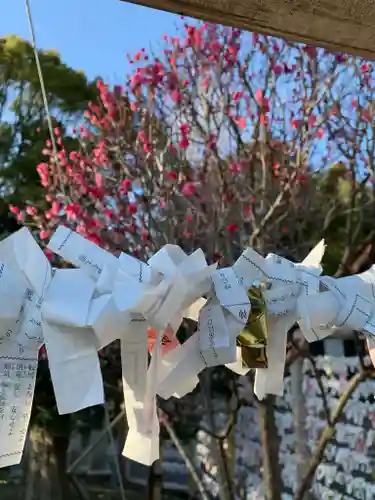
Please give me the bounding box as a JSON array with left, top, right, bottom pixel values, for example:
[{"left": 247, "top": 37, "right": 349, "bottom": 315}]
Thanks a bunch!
[
  {"left": 0, "top": 344, "right": 38, "bottom": 468},
  {"left": 157, "top": 242, "right": 325, "bottom": 402},
  {"left": 156, "top": 266, "right": 253, "bottom": 399},
  {"left": 297, "top": 264, "right": 375, "bottom": 346},
  {"left": 48, "top": 226, "right": 216, "bottom": 466},
  {"left": 120, "top": 245, "right": 216, "bottom": 465},
  {"left": 0, "top": 228, "right": 104, "bottom": 467},
  {"left": 233, "top": 240, "right": 326, "bottom": 399}
]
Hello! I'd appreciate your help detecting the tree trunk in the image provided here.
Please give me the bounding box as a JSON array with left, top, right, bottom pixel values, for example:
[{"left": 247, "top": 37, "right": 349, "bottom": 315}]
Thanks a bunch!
[
  {"left": 109, "top": 405, "right": 128, "bottom": 489},
  {"left": 202, "top": 369, "right": 234, "bottom": 500},
  {"left": 147, "top": 458, "right": 163, "bottom": 500},
  {"left": 258, "top": 396, "right": 282, "bottom": 500},
  {"left": 53, "top": 435, "right": 70, "bottom": 499},
  {"left": 290, "top": 357, "right": 312, "bottom": 500},
  {"left": 24, "top": 427, "right": 71, "bottom": 500}
]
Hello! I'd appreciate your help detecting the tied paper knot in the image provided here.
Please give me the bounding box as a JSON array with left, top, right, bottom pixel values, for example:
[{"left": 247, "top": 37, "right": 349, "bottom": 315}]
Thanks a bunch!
[
  {"left": 0, "top": 228, "right": 103, "bottom": 468},
  {"left": 231, "top": 240, "right": 326, "bottom": 399},
  {"left": 297, "top": 265, "right": 375, "bottom": 344},
  {"left": 156, "top": 266, "right": 252, "bottom": 400},
  {"left": 48, "top": 226, "right": 216, "bottom": 466}
]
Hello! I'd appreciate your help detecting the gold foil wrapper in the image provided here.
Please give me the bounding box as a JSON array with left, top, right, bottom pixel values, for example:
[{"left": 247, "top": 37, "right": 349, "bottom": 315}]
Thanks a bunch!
[{"left": 236, "top": 284, "right": 268, "bottom": 368}]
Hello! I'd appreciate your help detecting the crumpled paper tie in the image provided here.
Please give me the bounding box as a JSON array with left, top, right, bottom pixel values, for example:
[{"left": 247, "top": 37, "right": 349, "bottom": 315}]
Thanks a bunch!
[
  {"left": 233, "top": 240, "right": 328, "bottom": 399},
  {"left": 296, "top": 266, "right": 375, "bottom": 345},
  {"left": 156, "top": 240, "right": 327, "bottom": 402},
  {"left": 0, "top": 227, "right": 103, "bottom": 468},
  {"left": 48, "top": 226, "right": 216, "bottom": 465}
]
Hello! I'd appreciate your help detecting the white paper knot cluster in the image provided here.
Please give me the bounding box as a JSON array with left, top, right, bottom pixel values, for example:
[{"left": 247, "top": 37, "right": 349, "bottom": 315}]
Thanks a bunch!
[
  {"left": 47, "top": 226, "right": 216, "bottom": 465},
  {"left": 0, "top": 228, "right": 103, "bottom": 467},
  {"left": 230, "top": 240, "right": 326, "bottom": 399},
  {"left": 1, "top": 225, "right": 375, "bottom": 469},
  {"left": 156, "top": 241, "right": 324, "bottom": 402}
]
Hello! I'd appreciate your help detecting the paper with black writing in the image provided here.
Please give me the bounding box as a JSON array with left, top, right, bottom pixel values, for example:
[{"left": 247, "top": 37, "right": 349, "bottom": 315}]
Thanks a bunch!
[
  {"left": 0, "top": 228, "right": 103, "bottom": 467},
  {"left": 247, "top": 242, "right": 325, "bottom": 399},
  {"left": 298, "top": 265, "right": 375, "bottom": 344},
  {"left": 44, "top": 226, "right": 375, "bottom": 467},
  {"left": 48, "top": 225, "right": 216, "bottom": 466},
  {"left": 157, "top": 267, "right": 251, "bottom": 399},
  {"left": 0, "top": 344, "right": 38, "bottom": 468}
]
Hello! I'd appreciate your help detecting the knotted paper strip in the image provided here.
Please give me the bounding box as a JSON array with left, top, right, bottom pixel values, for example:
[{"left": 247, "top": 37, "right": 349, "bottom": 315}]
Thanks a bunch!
[
  {"left": 48, "top": 226, "right": 216, "bottom": 465},
  {"left": 156, "top": 263, "right": 256, "bottom": 399},
  {"left": 297, "top": 265, "right": 375, "bottom": 344},
  {"left": 156, "top": 241, "right": 327, "bottom": 402},
  {"left": 233, "top": 241, "right": 326, "bottom": 399},
  {"left": 0, "top": 228, "right": 103, "bottom": 467}
]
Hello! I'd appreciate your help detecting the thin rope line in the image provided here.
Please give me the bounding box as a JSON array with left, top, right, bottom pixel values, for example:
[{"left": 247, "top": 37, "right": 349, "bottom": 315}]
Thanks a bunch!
[{"left": 24, "top": 0, "right": 66, "bottom": 195}]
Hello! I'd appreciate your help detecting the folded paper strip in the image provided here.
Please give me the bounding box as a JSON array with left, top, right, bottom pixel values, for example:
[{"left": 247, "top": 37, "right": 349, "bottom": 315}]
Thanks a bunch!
[
  {"left": 155, "top": 266, "right": 252, "bottom": 400},
  {"left": 0, "top": 228, "right": 103, "bottom": 468},
  {"left": 296, "top": 265, "right": 375, "bottom": 344},
  {"left": 48, "top": 226, "right": 216, "bottom": 465},
  {"left": 233, "top": 241, "right": 328, "bottom": 399}
]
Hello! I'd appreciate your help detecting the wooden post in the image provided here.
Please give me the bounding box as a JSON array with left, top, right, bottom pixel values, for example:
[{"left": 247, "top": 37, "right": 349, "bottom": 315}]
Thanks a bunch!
[{"left": 121, "top": 0, "right": 375, "bottom": 60}]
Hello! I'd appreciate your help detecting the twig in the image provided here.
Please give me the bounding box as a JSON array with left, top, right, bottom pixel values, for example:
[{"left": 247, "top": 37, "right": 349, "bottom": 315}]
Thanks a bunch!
[
  {"left": 201, "top": 370, "right": 234, "bottom": 500},
  {"left": 159, "top": 411, "right": 211, "bottom": 500},
  {"left": 68, "top": 475, "right": 90, "bottom": 500},
  {"left": 290, "top": 338, "right": 332, "bottom": 426},
  {"left": 293, "top": 369, "right": 375, "bottom": 500},
  {"left": 257, "top": 396, "right": 282, "bottom": 500},
  {"left": 67, "top": 409, "right": 126, "bottom": 474},
  {"left": 104, "top": 404, "right": 127, "bottom": 500}
]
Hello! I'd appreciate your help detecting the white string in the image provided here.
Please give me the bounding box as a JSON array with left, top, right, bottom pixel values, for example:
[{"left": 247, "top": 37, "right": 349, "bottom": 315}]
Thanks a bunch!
[{"left": 24, "top": 0, "right": 65, "bottom": 195}]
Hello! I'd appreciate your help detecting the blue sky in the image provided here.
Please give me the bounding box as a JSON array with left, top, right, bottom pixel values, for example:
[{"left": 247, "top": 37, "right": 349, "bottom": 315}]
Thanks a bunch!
[{"left": 1, "top": 0, "right": 182, "bottom": 82}]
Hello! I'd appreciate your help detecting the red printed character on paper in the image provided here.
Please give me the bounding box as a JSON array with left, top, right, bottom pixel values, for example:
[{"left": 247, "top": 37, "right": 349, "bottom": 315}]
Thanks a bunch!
[{"left": 147, "top": 326, "right": 180, "bottom": 355}]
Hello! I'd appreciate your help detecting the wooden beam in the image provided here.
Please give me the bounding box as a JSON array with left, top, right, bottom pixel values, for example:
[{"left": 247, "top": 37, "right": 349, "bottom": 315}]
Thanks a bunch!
[{"left": 121, "top": 0, "right": 375, "bottom": 59}]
